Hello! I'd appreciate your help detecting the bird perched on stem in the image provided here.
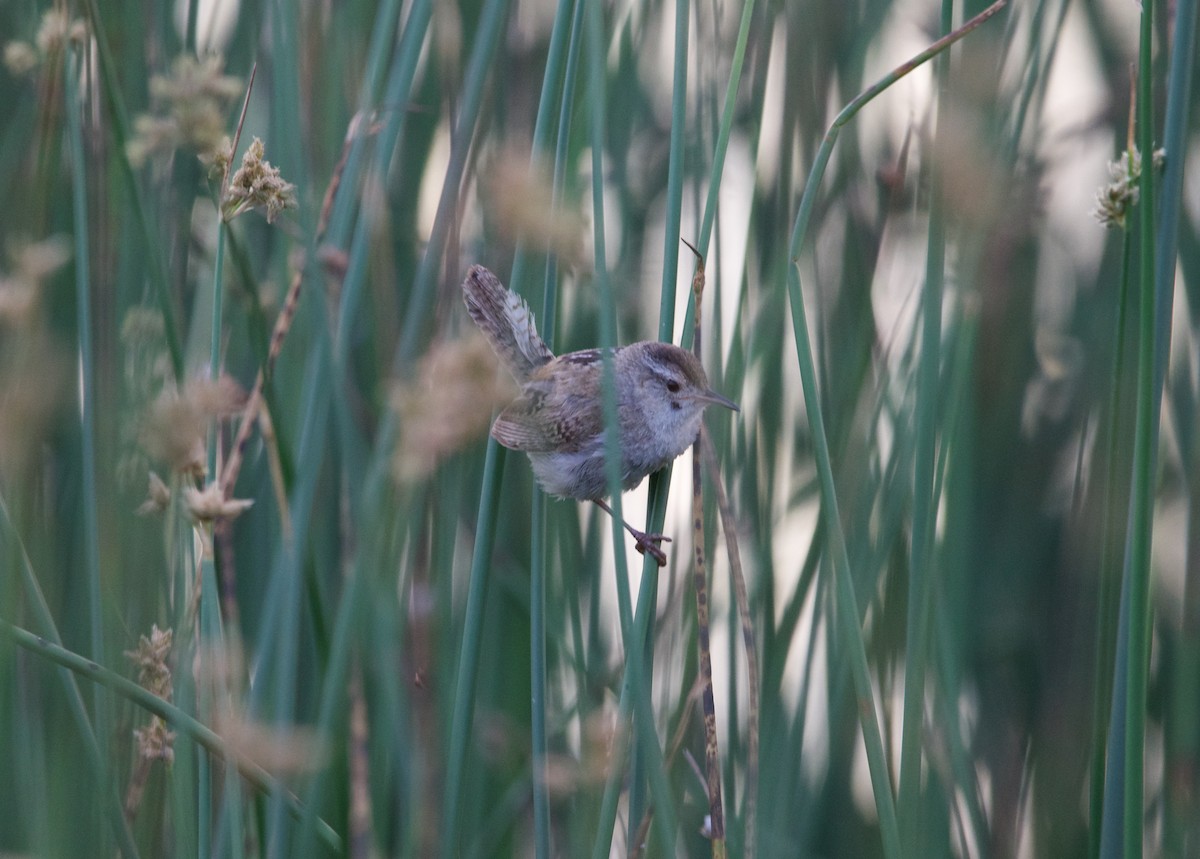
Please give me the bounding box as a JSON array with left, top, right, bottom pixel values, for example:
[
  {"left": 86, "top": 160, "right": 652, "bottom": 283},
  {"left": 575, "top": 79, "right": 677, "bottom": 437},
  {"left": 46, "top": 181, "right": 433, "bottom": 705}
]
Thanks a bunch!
[{"left": 462, "top": 265, "right": 738, "bottom": 565}]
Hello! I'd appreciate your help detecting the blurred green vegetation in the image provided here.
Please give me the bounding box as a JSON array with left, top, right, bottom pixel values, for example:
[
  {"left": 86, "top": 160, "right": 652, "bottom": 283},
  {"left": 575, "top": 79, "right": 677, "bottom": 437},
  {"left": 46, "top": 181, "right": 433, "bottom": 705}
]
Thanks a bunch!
[{"left": 0, "top": 0, "right": 1196, "bottom": 856}]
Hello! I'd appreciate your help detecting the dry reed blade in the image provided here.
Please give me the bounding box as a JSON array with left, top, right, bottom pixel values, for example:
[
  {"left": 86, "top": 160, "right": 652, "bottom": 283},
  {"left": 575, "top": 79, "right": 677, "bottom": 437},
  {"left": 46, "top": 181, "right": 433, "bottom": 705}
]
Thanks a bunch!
[
  {"left": 684, "top": 239, "right": 726, "bottom": 856},
  {"left": 701, "top": 426, "right": 759, "bottom": 859}
]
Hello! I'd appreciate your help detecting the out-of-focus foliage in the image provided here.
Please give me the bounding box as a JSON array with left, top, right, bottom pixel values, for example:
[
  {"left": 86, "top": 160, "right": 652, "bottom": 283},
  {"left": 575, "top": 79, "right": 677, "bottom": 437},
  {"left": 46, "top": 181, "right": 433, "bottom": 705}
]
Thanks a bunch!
[{"left": 0, "top": 0, "right": 1196, "bottom": 856}]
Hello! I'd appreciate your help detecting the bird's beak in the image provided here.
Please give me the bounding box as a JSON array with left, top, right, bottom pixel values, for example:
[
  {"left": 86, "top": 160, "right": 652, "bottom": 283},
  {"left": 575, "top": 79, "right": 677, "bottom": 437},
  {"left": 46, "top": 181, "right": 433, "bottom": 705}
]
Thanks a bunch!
[{"left": 696, "top": 389, "right": 740, "bottom": 412}]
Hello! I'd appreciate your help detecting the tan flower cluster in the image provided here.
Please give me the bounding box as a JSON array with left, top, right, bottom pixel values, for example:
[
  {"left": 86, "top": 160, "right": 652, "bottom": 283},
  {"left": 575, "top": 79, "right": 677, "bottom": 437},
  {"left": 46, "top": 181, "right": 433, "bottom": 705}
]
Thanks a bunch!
[
  {"left": 186, "top": 644, "right": 325, "bottom": 777},
  {"left": 391, "top": 332, "right": 517, "bottom": 484},
  {"left": 213, "top": 711, "right": 327, "bottom": 776},
  {"left": 3, "top": 9, "right": 87, "bottom": 76},
  {"left": 484, "top": 150, "right": 586, "bottom": 266},
  {"left": 136, "top": 471, "right": 172, "bottom": 516},
  {"left": 183, "top": 481, "right": 253, "bottom": 523},
  {"left": 139, "top": 375, "right": 246, "bottom": 476},
  {"left": 115, "top": 308, "right": 175, "bottom": 491},
  {"left": 126, "top": 55, "right": 242, "bottom": 167},
  {"left": 125, "top": 626, "right": 176, "bottom": 764},
  {"left": 201, "top": 136, "right": 235, "bottom": 183},
  {"left": 0, "top": 237, "right": 71, "bottom": 477},
  {"left": 0, "top": 236, "right": 71, "bottom": 323},
  {"left": 126, "top": 625, "right": 173, "bottom": 698},
  {"left": 120, "top": 304, "right": 165, "bottom": 342},
  {"left": 4, "top": 42, "right": 39, "bottom": 76},
  {"left": 1093, "top": 146, "right": 1166, "bottom": 229},
  {"left": 35, "top": 8, "right": 88, "bottom": 54},
  {"left": 221, "top": 137, "right": 297, "bottom": 224},
  {"left": 540, "top": 708, "right": 625, "bottom": 797},
  {"left": 132, "top": 719, "right": 176, "bottom": 763}
]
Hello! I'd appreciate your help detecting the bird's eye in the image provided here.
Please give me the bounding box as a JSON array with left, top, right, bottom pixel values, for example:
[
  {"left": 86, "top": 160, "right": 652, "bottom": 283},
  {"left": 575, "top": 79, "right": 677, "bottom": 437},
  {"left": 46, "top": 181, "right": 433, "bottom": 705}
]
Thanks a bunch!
[{"left": 666, "top": 380, "right": 681, "bottom": 393}]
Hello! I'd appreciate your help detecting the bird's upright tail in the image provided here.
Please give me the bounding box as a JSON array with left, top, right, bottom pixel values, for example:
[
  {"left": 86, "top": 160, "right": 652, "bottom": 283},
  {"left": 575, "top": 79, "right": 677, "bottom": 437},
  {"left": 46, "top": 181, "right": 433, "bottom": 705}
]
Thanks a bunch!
[{"left": 462, "top": 265, "right": 554, "bottom": 382}]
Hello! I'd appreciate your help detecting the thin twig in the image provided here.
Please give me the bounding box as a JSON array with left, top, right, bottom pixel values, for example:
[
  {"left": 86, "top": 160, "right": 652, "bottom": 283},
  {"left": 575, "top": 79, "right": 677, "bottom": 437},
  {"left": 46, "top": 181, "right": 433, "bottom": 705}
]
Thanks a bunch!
[
  {"left": 220, "top": 111, "right": 372, "bottom": 501},
  {"left": 700, "top": 426, "right": 759, "bottom": 859},
  {"left": 686, "top": 233, "right": 760, "bottom": 856},
  {"left": 683, "top": 240, "right": 726, "bottom": 857},
  {"left": 225, "top": 62, "right": 257, "bottom": 191},
  {"left": 216, "top": 520, "right": 240, "bottom": 629}
]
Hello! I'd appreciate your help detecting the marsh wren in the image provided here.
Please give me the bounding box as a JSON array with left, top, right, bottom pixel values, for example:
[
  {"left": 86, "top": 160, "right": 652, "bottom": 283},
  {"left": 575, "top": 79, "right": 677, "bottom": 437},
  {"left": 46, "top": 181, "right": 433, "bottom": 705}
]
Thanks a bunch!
[{"left": 462, "top": 265, "right": 738, "bottom": 566}]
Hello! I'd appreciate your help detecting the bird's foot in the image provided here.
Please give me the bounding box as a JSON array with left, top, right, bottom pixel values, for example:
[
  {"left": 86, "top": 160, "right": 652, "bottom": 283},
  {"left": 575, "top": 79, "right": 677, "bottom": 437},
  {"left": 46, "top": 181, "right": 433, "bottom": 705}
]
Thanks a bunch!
[
  {"left": 592, "top": 499, "right": 672, "bottom": 567},
  {"left": 631, "top": 530, "right": 670, "bottom": 567}
]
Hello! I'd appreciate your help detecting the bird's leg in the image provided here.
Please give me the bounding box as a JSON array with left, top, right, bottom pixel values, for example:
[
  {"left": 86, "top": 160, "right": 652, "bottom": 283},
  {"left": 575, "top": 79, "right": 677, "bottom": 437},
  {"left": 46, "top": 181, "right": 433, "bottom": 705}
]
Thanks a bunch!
[{"left": 592, "top": 499, "right": 670, "bottom": 567}]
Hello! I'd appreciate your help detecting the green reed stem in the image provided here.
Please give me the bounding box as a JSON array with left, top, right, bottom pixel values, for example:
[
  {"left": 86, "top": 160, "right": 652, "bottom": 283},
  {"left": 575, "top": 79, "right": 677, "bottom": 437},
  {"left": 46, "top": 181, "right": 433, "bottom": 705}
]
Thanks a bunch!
[
  {"left": 694, "top": 0, "right": 756, "bottom": 261},
  {"left": 655, "top": 0, "right": 689, "bottom": 337},
  {"left": 78, "top": 0, "right": 184, "bottom": 381},
  {"left": 1153, "top": 0, "right": 1195, "bottom": 394},
  {"left": 510, "top": 2, "right": 579, "bottom": 849},
  {"left": 0, "top": 496, "right": 139, "bottom": 859},
  {"left": 195, "top": 210, "right": 230, "bottom": 859},
  {"left": 65, "top": 43, "right": 107, "bottom": 747},
  {"left": 781, "top": 8, "right": 1005, "bottom": 859},
  {"left": 530, "top": 488, "right": 551, "bottom": 858},
  {"left": 1122, "top": 0, "right": 1157, "bottom": 852},
  {"left": 786, "top": 1, "right": 1007, "bottom": 263},
  {"left": 785, "top": 260, "right": 902, "bottom": 859},
  {"left": 586, "top": 0, "right": 677, "bottom": 852},
  {"left": 396, "top": 0, "right": 510, "bottom": 368},
  {"left": 333, "top": 0, "right": 432, "bottom": 366},
  {"left": 898, "top": 0, "right": 953, "bottom": 843},
  {"left": 440, "top": 441, "right": 507, "bottom": 856},
  {"left": 326, "top": 0, "right": 416, "bottom": 248},
  {"left": 1156, "top": 0, "right": 1197, "bottom": 847},
  {"left": 1090, "top": 226, "right": 1133, "bottom": 859}
]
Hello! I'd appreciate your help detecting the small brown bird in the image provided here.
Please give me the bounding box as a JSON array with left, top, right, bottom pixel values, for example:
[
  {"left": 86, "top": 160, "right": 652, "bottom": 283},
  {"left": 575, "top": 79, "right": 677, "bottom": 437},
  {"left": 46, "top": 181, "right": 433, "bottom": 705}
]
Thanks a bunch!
[{"left": 462, "top": 265, "right": 738, "bottom": 565}]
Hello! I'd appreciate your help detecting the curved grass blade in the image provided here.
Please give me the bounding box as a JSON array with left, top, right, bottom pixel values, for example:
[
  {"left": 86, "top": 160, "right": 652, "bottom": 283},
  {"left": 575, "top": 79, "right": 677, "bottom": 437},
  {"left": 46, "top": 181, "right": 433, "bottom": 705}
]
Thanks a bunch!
[
  {"left": 0, "top": 619, "right": 341, "bottom": 852},
  {"left": 1, "top": 496, "right": 139, "bottom": 858}
]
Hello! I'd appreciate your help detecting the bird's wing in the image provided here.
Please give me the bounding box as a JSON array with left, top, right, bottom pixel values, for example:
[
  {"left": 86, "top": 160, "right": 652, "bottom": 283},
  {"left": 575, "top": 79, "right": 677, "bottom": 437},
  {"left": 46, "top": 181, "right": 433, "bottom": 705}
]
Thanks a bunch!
[
  {"left": 490, "top": 394, "right": 557, "bottom": 451},
  {"left": 490, "top": 374, "right": 601, "bottom": 453}
]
